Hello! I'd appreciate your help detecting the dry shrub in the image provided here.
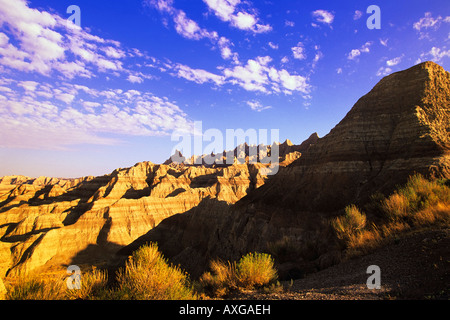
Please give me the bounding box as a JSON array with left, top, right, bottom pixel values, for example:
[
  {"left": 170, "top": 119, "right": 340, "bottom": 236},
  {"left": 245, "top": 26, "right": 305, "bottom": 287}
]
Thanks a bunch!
[
  {"left": 5, "top": 274, "right": 66, "bottom": 300},
  {"left": 199, "top": 252, "right": 278, "bottom": 297},
  {"left": 382, "top": 193, "right": 410, "bottom": 220},
  {"left": 199, "top": 259, "right": 237, "bottom": 297},
  {"left": 6, "top": 268, "right": 109, "bottom": 300},
  {"left": 65, "top": 267, "right": 108, "bottom": 300},
  {"left": 334, "top": 175, "right": 450, "bottom": 259},
  {"left": 331, "top": 205, "right": 366, "bottom": 241},
  {"left": 236, "top": 252, "right": 278, "bottom": 289},
  {"left": 413, "top": 202, "right": 450, "bottom": 226},
  {"left": 115, "top": 242, "right": 196, "bottom": 300},
  {"left": 346, "top": 227, "right": 382, "bottom": 257}
]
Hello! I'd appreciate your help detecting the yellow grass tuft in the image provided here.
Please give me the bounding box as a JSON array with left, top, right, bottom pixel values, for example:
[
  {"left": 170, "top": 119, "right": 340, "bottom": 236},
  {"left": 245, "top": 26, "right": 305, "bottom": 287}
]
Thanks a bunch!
[
  {"left": 115, "top": 242, "right": 197, "bottom": 300},
  {"left": 333, "top": 174, "right": 450, "bottom": 258},
  {"left": 199, "top": 252, "right": 278, "bottom": 297}
]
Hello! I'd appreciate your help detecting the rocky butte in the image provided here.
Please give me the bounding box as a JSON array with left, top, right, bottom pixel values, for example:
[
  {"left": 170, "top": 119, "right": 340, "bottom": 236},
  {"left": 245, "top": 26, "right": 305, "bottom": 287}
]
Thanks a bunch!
[
  {"left": 0, "top": 139, "right": 316, "bottom": 277},
  {"left": 121, "top": 61, "right": 450, "bottom": 277},
  {"left": 0, "top": 61, "right": 448, "bottom": 280}
]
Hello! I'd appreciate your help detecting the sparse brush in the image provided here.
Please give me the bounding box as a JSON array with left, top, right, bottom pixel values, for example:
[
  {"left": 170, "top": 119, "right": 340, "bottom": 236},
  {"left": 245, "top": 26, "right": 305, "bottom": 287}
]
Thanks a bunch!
[
  {"left": 114, "top": 242, "right": 197, "bottom": 300},
  {"left": 199, "top": 259, "right": 237, "bottom": 297},
  {"left": 199, "top": 252, "right": 278, "bottom": 297},
  {"left": 6, "top": 274, "right": 66, "bottom": 300},
  {"left": 331, "top": 205, "right": 367, "bottom": 242},
  {"left": 382, "top": 193, "right": 410, "bottom": 221},
  {"left": 236, "top": 252, "right": 278, "bottom": 289},
  {"left": 334, "top": 174, "right": 450, "bottom": 259},
  {"left": 65, "top": 267, "right": 108, "bottom": 300}
]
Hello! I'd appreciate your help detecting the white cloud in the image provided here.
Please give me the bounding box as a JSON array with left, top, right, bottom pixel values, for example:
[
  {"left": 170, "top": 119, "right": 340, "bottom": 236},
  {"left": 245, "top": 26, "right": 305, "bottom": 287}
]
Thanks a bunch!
[
  {"left": 223, "top": 56, "right": 310, "bottom": 95},
  {"left": 268, "top": 42, "right": 279, "bottom": 50},
  {"left": 146, "top": 0, "right": 239, "bottom": 61},
  {"left": 379, "top": 38, "right": 389, "bottom": 47},
  {"left": 336, "top": 68, "right": 342, "bottom": 74},
  {"left": 0, "top": 77, "right": 194, "bottom": 149},
  {"left": 173, "top": 10, "right": 217, "bottom": 40},
  {"left": 285, "top": 20, "right": 295, "bottom": 27},
  {"left": 311, "top": 10, "right": 335, "bottom": 25},
  {"left": 376, "top": 66, "right": 392, "bottom": 77},
  {"left": 386, "top": 56, "right": 403, "bottom": 67},
  {"left": 0, "top": 0, "right": 132, "bottom": 79},
  {"left": 413, "top": 12, "right": 449, "bottom": 31},
  {"left": 203, "top": 0, "right": 272, "bottom": 33},
  {"left": 312, "top": 50, "right": 324, "bottom": 68},
  {"left": 413, "top": 12, "right": 450, "bottom": 39},
  {"left": 17, "top": 80, "right": 39, "bottom": 92},
  {"left": 246, "top": 100, "right": 272, "bottom": 112},
  {"left": 217, "top": 36, "right": 239, "bottom": 62},
  {"left": 347, "top": 41, "right": 372, "bottom": 60},
  {"left": 172, "top": 63, "right": 225, "bottom": 86},
  {"left": 348, "top": 49, "right": 361, "bottom": 60},
  {"left": 419, "top": 46, "right": 450, "bottom": 63},
  {"left": 292, "top": 42, "right": 306, "bottom": 60},
  {"left": 127, "top": 74, "right": 144, "bottom": 83}
]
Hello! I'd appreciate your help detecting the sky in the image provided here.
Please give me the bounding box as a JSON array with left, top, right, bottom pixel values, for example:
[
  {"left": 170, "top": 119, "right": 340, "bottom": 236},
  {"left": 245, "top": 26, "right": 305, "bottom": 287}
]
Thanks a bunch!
[{"left": 0, "top": 0, "right": 449, "bottom": 178}]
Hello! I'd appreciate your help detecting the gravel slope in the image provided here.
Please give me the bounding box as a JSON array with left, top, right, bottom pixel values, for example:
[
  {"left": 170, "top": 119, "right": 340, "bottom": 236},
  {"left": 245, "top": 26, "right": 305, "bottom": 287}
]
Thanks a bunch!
[{"left": 237, "top": 228, "right": 449, "bottom": 300}]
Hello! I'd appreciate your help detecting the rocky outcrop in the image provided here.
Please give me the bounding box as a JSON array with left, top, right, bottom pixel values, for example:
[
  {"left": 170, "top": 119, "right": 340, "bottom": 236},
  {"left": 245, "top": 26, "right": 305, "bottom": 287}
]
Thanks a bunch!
[
  {"left": 163, "top": 135, "right": 318, "bottom": 167},
  {"left": 0, "top": 139, "right": 311, "bottom": 277},
  {"left": 0, "top": 276, "right": 6, "bottom": 299},
  {"left": 124, "top": 61, "right": 450, "bottom": 277}
]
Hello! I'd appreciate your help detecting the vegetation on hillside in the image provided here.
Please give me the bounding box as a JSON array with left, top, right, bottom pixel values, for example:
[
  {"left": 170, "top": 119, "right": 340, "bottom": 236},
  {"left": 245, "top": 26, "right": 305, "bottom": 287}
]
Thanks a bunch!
[
  {"left": 3, "top": 174, "right": 449, "bottom": 300},
  {"left": 331, "top": 174, "right": 450, "bottom": 257}
]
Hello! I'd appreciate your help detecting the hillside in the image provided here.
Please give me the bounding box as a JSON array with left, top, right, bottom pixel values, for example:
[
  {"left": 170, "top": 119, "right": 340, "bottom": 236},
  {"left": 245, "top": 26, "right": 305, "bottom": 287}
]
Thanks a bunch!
[
  {"left": 122, "top": 61, "right": 450, "bottom": 278},
  {"left": 0, "top": 140, "right": 313, "bottom": 277},
  {"left": 1, "top": 62, "right": 449, "bottom": 295}
]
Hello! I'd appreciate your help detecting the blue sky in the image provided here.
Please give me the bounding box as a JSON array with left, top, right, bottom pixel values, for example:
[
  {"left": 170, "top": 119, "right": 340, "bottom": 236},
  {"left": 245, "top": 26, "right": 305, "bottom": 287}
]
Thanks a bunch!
[{"left": 0, "top": 0, "right": 449, "bottom": 178}]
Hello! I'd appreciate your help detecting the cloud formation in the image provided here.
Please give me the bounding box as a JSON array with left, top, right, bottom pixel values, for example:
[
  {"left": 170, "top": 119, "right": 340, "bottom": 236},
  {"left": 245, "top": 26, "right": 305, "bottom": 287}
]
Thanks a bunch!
[
  {"left": 0, "top": 0, "right": 194, "bottom": 148},
  {"left": 347, "top": 41, "right": 372, "bottom": 60},
  {"left": 311, "top": 10, "right": 335, "bottom": 26},
  {"left": 203, "top": 0, "right": 272, "bottom": 33},
  {"left": 0, "top": 77, "right": 194, "bottom": 149},
  {"left": 145, "top": 0, "right": 239, "bottom": 62}
]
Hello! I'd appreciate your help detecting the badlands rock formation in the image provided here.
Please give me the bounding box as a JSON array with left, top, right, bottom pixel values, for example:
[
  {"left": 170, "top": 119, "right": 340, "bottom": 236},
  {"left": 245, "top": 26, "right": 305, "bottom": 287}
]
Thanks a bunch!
[
  {"left": 0, "top": 140, "right": 314, "bottom": 277},
  {"left": 123, "top": 61, "right": 450, "bottom": 277}
]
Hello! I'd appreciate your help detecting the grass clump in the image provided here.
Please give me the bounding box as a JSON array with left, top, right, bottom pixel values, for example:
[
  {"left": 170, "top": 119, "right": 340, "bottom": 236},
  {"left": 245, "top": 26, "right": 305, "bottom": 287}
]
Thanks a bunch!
[
  {"left": 5, "top": 267, "right": 108, "bottom": 300},
  {"left": 236, "top": 252, "right": 278, "bottom": 289},
  {"left": 331, "top": 174, "right": 450, "bottom": 257},
  {"left": 115, "top": 242, "right": 197, "bottom": 300},
  {"left": 65, "top": 267, "right": 108, "bottom": 300},
  {"left": 331, "top": 205, "right": 366, "bottom": 242},
  {"left": 6, "top": 275, "right": 66, "bottom": 300},
  {"left": 199, "top": 252, "right": 278, "bottom": 297}
]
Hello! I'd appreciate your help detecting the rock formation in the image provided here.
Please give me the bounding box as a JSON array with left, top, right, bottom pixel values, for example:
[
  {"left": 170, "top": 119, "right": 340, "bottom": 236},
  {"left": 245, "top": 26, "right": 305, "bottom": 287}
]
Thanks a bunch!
[
  {"left": 122, "top": 61, "right": 450, "bottom": 277},
  {"left": 1, "top": 61, "right": 448, "bottom": 281},
  {"left": 0, "top": 139, "right": 313, "bottom": 277}
]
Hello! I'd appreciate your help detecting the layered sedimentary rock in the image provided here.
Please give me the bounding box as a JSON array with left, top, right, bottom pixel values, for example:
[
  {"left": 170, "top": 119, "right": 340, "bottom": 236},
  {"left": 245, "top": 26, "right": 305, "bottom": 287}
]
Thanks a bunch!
[
  {"left": 0, "top": 140, "right": 312, "bottom": 277},
  {"left": 124, "top": 61, "right": 450, "bottom": 277}
]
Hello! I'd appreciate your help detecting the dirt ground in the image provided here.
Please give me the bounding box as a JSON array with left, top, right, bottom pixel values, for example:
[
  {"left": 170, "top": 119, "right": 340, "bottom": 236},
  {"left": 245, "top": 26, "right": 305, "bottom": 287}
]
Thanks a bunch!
[{"left": 236, "top": 228, "right": 449, "bottom": 300}]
